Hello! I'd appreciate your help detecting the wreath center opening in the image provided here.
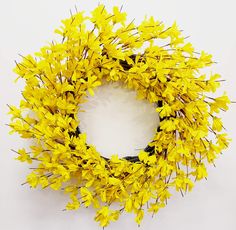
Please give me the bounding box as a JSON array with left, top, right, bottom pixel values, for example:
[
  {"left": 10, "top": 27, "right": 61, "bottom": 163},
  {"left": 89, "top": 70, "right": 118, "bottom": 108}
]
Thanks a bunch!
[{"left": 78, "top": 82, "right": 160, "bottom": 159}]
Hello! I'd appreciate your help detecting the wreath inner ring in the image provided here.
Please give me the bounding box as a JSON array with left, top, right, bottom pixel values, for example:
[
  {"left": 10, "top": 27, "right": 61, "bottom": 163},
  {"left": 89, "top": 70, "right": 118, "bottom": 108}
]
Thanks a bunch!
[{"left": 68, "top": 55, "right": 166, "bottom": 163}]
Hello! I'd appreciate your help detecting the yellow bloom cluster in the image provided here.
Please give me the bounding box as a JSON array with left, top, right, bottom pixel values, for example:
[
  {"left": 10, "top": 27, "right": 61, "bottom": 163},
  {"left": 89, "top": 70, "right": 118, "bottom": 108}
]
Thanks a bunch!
[{"left": 9, "top": 5, "right": 231, "bottom": 227}]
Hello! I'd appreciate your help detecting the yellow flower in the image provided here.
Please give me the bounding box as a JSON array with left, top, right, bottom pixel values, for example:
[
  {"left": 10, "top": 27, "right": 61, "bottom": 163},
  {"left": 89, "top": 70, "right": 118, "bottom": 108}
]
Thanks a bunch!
[
  {"left": 194, "top": 164, "right": 208, "bottom": 180},
  {"left": 8, "top": 105, "right": 21, "bottom": 120},
  {"left": 210, "top": 94, "right": 231, "bottom": 113},
  {"left": 39, "top": 176, "right": 49, "bottom": 188},
  {"left": 148, "top": 202, "right": 165, "bottom": 214},
  {"left": 26, "top": 172, "right": 39, "bottom": 188},
  {"left": 95, "top": 206, "right": 120, "bottom": 227},
  {"left": 125, "top": 198, "right": 133, "bottom": 212},
  {"left": 216, "top": 133, "right": 231, "bottom": 150},
  {"left": 80, "top": 187, "right": 93, "bottom": 207},
  {"left": 156, "top": 104, "right": 172, "bottom": 118},
  {"left": 108, "top": 177, "right": 121, "bottom": 186},
  {"left": 135, "top": 209, "right": 144, "bottom": 225},
  {"left": 66, "top": 194, "right": 80, "bottom": 210},
  {"left": 15, "top": 148, "right": 32, "bottom": 164},
  {"left": 212, "top": 117, "right": 223, "bottom": 132},
  {"left": 112, "top": 6, "right": 127, "bottom": 25}
]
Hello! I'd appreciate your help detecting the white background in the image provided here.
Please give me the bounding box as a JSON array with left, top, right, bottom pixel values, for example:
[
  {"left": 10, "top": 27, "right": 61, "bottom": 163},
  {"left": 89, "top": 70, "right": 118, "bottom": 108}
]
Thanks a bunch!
[{"left": 0, "top": 0, "right": 236, "bottom": 229}]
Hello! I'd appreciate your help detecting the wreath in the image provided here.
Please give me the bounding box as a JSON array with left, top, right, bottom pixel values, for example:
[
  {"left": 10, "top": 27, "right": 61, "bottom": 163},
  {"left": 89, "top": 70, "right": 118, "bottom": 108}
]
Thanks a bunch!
[{"left": 9, "top": 5, "right": 231, "bottom": 227}]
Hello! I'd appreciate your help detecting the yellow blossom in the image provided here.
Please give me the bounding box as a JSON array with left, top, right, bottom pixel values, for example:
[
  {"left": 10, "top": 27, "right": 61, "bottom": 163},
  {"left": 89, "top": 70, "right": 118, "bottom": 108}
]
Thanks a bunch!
[
  {"left": 15, "top": 148, "right": 32, "bottom": 164},
  {"left": 95, "top": 206, "right": 120, "bottom": 227}
]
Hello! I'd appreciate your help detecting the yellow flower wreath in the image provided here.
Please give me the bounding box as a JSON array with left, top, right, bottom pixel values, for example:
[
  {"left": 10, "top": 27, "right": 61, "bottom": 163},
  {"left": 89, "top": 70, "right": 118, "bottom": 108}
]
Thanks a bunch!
[{"left": 9, "top": 5, "right": 231, "bottom": 227}]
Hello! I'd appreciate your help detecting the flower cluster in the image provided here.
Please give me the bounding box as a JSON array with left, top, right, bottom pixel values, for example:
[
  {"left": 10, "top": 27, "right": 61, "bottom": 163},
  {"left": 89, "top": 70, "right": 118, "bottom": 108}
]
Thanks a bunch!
[{"left": 9, "top": 5, "right": 230, "bottom": 227}]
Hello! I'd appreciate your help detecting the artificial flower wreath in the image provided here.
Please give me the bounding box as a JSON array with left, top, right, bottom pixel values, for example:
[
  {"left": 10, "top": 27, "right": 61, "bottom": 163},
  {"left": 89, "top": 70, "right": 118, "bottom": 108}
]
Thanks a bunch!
[{"left": 9, "top": 5, "right": 231, "bottom": 227}]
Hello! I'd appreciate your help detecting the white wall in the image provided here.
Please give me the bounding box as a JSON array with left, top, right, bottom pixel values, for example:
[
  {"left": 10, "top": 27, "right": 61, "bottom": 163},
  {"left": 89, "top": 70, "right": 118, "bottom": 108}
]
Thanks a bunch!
[{"left": 0, "top": 0, "right": 236, "bottom": 229}]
